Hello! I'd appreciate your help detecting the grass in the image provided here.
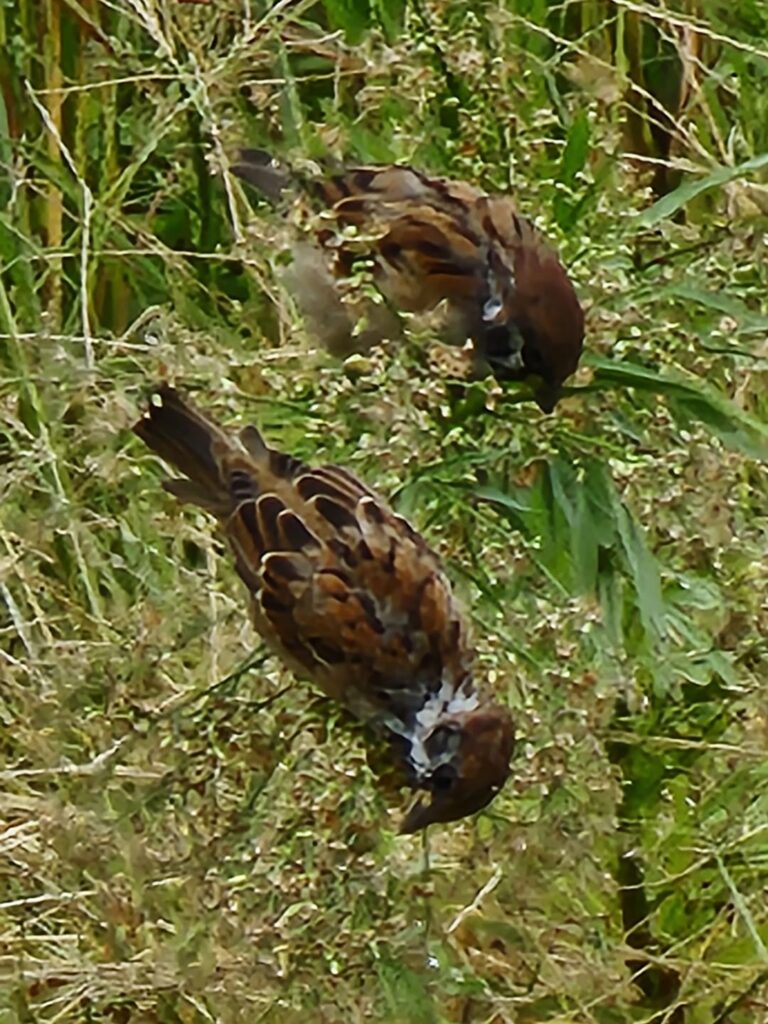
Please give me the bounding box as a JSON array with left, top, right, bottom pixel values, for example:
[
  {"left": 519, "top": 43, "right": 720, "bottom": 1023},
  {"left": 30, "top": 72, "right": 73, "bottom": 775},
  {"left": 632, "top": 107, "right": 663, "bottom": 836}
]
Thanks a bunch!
[{"left": 1, "top": 0, "right": 768, "bottom": 1021}]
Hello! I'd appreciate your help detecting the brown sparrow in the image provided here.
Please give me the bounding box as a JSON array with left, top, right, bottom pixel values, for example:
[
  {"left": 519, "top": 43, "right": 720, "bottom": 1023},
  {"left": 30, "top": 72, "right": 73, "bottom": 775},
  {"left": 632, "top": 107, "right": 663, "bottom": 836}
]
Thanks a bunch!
[
  {"left": 133, "top": 385, "right": 514, "bottom": 832},
  {"left": 233, "top": 150, "right": 585, "bottom": 412}
]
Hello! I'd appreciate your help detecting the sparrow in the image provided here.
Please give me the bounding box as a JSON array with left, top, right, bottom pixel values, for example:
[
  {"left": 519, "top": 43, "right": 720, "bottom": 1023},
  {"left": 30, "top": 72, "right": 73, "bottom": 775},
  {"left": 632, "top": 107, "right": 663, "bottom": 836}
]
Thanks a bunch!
[
  {"left": 133, "top": 385, "right": 514, "bottom": 832},
  {"left": 232, "top": 149, "right": 585, "bottom": 412}
]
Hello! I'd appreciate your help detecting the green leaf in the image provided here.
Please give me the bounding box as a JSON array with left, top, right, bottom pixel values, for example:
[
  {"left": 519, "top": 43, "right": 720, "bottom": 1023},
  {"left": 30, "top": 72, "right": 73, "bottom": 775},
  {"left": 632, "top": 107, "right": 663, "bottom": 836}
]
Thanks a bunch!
[
  {"left": 538, "top": 465, "right": 573, "bottom": 585},
  {"left": 635, "top": 151, "right": 768, "bottom": 227},
  {"left": 598, "top": 571, "right": 624, "bottom": 648},
  {"left": 376, "top": 958, "right": 436, "bottom": 1024},
  {"left": 372, "top": 0, "right": 406, "bottom": 40},
  {"left": 553, "top": 113, "right": 591, "bottom": 230},
  {"left": 558, "top": 110, "right": 590, "bottom": 186},
  {"left": 583, "top": 459, "right": 619, "bottom": 541},
  {"left": 666, "top": 649, "right": 740, "bottom": 690},
  {"left": 572, "top": 483, "right": 599, "bottom": 593},
  {"left": 659, "top": 282, "right": 768, "bottom": 331},
  {"left": 322, "top": 0, "right": 373, "bottom": 43},
  {"left": 275, "top": 45, "right": 306, "bottom": 149},
  {"left": 547, "top": 457, "right": 577, "bottom": 527},
  {"left": 473, "top": 485, "right": 532, "bottom": 519},
  {"left": 588, "top": 355, "right": 768, "bottom": 461},
  {"left": 612, "top": 500, "right": 666, "bottom": 642},
  {"left": 0, "top": 87, "right": 11, "bottom": 210}
]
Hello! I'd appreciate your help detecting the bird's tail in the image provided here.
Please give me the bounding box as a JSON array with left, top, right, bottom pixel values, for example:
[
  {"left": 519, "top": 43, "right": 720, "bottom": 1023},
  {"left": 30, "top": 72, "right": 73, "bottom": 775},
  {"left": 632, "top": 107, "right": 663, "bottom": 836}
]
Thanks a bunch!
[
  {"left": 133, "top": 385, "right": 245, "bottom": 517},
  {"left": 232, "top": 148, "right": 291, "bottom": 202}
]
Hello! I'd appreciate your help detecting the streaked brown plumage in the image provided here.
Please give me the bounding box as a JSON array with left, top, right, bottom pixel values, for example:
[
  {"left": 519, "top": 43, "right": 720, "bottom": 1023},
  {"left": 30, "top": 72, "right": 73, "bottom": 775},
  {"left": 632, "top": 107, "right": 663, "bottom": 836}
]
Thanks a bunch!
[
  {"left": 233, "top": 150, "right": 585, "bottom": 412},
  {"left": 133, "top": 385, "right": 513, "bottom": 832}
]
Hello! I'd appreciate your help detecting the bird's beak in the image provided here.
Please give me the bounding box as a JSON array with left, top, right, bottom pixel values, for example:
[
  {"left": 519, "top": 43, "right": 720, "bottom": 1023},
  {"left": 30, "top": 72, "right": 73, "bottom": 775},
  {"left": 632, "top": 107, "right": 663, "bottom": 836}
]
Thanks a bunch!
[
  {"left": 398, "top": 783, "right": 501, "bottom": 834},
  {"left": 399, "top": 795, "right": 435, "bottom": 834},
  {"left": 532, "top": 378, "right": 562, "bottom": 413}
]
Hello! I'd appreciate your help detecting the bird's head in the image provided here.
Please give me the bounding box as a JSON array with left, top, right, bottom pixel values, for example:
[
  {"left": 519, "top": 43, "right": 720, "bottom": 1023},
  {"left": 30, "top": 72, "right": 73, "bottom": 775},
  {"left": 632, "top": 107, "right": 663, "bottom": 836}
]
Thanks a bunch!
[
  {"left": 474, "top": 204, "right": 585, "bottom": 413},
  {"left": 399, "top": 705, "right": 514, "bottom": 834}
]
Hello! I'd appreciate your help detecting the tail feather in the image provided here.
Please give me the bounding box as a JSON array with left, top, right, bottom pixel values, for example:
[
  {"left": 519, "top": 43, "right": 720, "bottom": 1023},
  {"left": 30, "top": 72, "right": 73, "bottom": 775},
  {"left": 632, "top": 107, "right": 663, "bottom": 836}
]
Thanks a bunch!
[
  {"left": 135, "top": 385, "right": 312, "bottom": 520},
  {"left": 133, "top": 385, "right": 234, "bottom": 516},
  {"left": 232, "top": 148, "right": 291, "bottom": 202}
]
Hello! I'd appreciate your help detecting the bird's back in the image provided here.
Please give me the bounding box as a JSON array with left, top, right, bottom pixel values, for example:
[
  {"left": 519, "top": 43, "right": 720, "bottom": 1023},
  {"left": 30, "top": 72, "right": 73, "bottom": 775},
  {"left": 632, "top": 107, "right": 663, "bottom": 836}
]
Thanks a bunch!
[{"left": 133, "top": 386, "right": 474, "bottom": 729}]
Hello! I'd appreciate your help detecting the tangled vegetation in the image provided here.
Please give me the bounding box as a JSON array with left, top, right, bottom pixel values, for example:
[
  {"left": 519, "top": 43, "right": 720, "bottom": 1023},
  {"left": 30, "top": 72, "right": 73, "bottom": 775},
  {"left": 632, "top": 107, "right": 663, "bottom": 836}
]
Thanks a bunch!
[{"left": 1, "top": 1, "right": 767, "bottom": 1021}]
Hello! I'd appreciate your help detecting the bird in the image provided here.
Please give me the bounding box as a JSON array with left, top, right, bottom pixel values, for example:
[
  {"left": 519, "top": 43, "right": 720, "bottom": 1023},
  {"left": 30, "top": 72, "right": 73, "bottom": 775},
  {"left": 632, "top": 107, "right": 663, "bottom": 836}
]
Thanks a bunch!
[
  {"left": 232, "top": 149, "right": 585, "bottom": 412},
  {"left": 133, "top": 384, "right": 514, "bottom": 832}
]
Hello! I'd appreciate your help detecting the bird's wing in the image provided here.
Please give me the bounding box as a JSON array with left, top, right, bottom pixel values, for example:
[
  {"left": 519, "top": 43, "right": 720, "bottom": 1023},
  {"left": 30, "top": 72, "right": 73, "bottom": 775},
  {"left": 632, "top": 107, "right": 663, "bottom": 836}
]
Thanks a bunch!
[
  {"left": 226, "top": 460, "right": 473, "bottom": 724},
  {"left": 134, "top": 387, "right": 473, "bottom": 727}
]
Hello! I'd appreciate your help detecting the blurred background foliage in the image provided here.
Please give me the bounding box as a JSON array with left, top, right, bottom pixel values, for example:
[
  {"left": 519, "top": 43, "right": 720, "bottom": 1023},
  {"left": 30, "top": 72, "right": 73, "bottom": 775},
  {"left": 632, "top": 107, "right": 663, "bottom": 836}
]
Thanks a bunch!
[{"left": 1, "top": 0, "right": 767, "bottom": 1021}]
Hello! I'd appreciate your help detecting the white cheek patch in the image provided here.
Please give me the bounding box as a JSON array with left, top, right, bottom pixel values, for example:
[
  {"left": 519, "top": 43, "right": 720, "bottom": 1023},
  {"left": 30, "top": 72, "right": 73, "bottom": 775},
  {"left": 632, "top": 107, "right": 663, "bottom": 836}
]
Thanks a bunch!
[
  {"left": 406, "top": 677, "right": 479, "bottom": 778},
  {"left": 483, "top": 297, "right": 504, "bottom": 322},
  {"left": 408, "top": 735, "right": 431, "bottom": 775}
]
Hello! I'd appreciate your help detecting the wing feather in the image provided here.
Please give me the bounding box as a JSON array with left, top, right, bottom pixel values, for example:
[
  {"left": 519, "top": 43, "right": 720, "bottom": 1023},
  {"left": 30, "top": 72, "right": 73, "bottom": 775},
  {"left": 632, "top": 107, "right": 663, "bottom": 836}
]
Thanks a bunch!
[{"left": 134, "top": 386, "right": 475, "bottom": 726}]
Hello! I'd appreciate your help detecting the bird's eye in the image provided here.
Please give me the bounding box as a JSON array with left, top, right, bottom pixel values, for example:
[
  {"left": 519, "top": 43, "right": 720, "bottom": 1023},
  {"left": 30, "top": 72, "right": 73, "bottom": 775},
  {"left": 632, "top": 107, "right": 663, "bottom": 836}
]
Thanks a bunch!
[{"left": 430, "top": 763, "right": 457, "bottom": 792}]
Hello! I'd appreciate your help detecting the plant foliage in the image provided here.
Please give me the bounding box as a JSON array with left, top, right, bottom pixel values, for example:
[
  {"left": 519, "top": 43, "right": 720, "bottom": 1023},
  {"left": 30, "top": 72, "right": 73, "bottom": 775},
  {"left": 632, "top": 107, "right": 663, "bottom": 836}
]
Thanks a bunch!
[{"left": 1, "top": 0, "right": 767, "bottom": 1021}]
